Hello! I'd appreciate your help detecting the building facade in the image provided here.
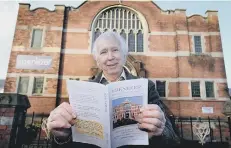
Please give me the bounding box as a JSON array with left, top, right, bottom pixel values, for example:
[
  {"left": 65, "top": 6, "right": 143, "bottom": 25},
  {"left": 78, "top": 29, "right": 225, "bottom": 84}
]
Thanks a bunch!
[
  {"left": 4, "top": 0, "right": 229, "bottom": 117},
  {"left": 113, "top": 99, "right": 141, "bottom": 123}
]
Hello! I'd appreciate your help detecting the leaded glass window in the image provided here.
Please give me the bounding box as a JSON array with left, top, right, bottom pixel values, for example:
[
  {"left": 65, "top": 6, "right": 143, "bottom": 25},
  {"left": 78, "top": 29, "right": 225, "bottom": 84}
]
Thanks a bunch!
[
  {"left": 156, "top": 81, "right": 166, "bottom": 97},
  {"left": 128, "top": 30, "right": 135, "bottom": 52},
  {"left": 194, "top": 36, "right": 202, "bottom": 53},
  {"left": 18, "top": 77, "right": 29, "bottom": 94},
  {"left": 31, "top": 29, "right": 43, "bottom": 48},
  {"left": 93, "top": 7, "right": 144, "bottom": 52},
  {"left": 191, "top": 81, "right": 200, "bottom": 97},
  {"left": 32, "top": 77, "right": 44, "bottom": 95},
  {"left": 205, "top": 81, "right": 214, "bottom": 98}
]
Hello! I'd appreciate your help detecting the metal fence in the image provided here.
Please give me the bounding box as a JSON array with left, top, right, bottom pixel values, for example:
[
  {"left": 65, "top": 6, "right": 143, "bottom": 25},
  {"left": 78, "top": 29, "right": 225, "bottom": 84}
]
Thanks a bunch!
[
  {"left": 17, "top": 113, "right": 231, "bottom": 148},
  {"left": 171, "top": 116, "right": 231, "bottom": 140},
  {"left": 21, "top": 113, "right": 52, "bottom": 148}
]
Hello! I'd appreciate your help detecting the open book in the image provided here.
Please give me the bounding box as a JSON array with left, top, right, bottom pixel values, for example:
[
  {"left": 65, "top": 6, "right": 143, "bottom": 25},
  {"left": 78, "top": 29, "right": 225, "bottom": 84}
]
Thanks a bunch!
[{"left": 67, "top": 79, "right": 149, "bottom": 148}]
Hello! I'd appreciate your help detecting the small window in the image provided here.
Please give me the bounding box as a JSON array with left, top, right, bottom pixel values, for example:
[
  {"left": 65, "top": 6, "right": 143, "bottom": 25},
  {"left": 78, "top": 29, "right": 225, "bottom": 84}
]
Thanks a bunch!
[
  {"left": 31, "top": 29, "right": 43, "bottom": 48},
  {"left": 94, "top": 29, "right": 101, "bottom": 42},
  {"left": 205, "top": 81, "right": 215, "bottom": 98},
  {"left": 18, "top": 77, "right": 29, "bottom": 94},
  {"left": 156, "top": 81, "right": 166, "bottom": 97},
  {"left": 191, "top": 81, "right": 200, "bottom": 97},
  {"left": 137, "top": 30, "right": 143, "bottom": 52},
  {"left": 194, "top": 36, "right": 202, "bottom": 53},
  {"left": 128, "top": 30, "right": 135, "bottom": 52},
  {"left": 32, "top": 77, "right": 44, "bottom": 95}
]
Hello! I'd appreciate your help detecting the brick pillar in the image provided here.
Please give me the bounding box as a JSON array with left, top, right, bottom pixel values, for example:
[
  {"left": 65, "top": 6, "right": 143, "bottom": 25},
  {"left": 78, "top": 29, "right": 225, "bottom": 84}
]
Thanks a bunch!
[
  {"left": 0, "top": 108, "right": 15, "bottom": 148},
  {"left": 0, "top": 94, "right": 30, "bottom": 148}
]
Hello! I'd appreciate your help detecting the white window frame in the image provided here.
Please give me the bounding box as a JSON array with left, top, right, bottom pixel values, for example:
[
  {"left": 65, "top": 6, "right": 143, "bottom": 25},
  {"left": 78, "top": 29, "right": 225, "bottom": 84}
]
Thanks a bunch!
[
  {"left": 205, "top": 81, "right": 216, "bottom": 99},
  {"left": 153, "top": 80, "right": 168, "bottom": 98},
  {"left": 32, "top": 77, "right": 45, "bottom": 96},
  {"left": 16, "top": 76, "right": 30, "bottom": 95},
  {"left": 190, "top": 81, "right": 217, "bottom": 99},
  {"left": 192, "top": 35, "right": 205, "bottom": 54},
  {"left": 191, "top": 81, "right": 201, "bottom": 98},
  {"left": 29, "top": 26, "right": 46, "bottom": 50}
]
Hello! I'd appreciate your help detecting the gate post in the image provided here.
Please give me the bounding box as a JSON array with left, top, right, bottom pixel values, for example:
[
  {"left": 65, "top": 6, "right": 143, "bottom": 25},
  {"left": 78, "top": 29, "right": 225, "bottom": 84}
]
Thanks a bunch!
[{"left": 0, "top": 93, "right": 30, "bottom": 148}]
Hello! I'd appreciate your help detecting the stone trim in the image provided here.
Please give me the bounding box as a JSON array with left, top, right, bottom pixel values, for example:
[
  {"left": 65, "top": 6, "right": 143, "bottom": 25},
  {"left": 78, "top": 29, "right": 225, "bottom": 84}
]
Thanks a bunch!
[
  {"left": 63, "top": 28, "right": 88, "bottom": 33},
  {"left": 7, "top": 73, "right": 227, "bottom": 83},
  {"left": 61, "top": 49, "right": 91, "bottom": 54},
  {"left": 12, "top": 46, "right": 61, "bottom": 52},
  {"left": 60, "top": 49, "right": 224, "bottom": 57},
  {"left": 150, "top": 31, "right": 220, "bottom": 36},
  {"left": 7, "top": 73, "right": 58, "bottom": 78},
  {"left": 16, "top": 25, "right": 29, "bottom": 30},
  {"left": 16, "top": 25, "right": 220, "bottom": 36},
  {"left": 50, "top": 27, "right": 63, "bottom": 31}
]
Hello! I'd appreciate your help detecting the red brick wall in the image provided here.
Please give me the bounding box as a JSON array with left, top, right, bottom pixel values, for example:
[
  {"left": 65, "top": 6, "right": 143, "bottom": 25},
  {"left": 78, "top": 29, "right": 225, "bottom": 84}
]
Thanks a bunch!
[
  {"left": 179, "top": 82, "right": 190, "bottom": 97},
  {"left": 188, "top": 15, "right": 208, "bottom": 32},
  {"left": 178, "top": 57, "right": 226, "bottom": 78},
  {"left": 62, "top": 54, "right": 95, "bottom": 76},
  {"left": 17, "top": 6, "right": 64, "bottom": 27},
  {"left": 177, "top": 35, "right": 190, "bottom": 51},
  {"left": 44, "top": 30, "right": 62, "bottom": 47},
  {"left": 27, "top": 97, "right": 56, "bottom": 114},
  {"left": 13, "top": 29, "right": 30, "bottom": 47},
  {"left": 0, "top": 108, "right": 15, "bottom": 148},
  {"left": 143, "top": 57, "right": 178, "bottom": 78},
  {"left": 65, "top": 33, "right": 89, "bottom": 49},
  {"left": 3, "top": 2, "right": 229, "bottom": 118},
  {"left": 168, "top": 82, "right": 178, "bottom": 97},
  {"left": 44, "top": 78, "right": 58, "bottom": 94},
  {"left": 149, "top": 36, "right": 176, "bottom": 52},
  {"left": 163, "top": 100, "right": 225, "bottom": 117},
  {"left": 4, "top": 77, "right": 17, "bottom": 93},
  {"left": 217, "top": 83, "right": 229, "bottom": 98}
]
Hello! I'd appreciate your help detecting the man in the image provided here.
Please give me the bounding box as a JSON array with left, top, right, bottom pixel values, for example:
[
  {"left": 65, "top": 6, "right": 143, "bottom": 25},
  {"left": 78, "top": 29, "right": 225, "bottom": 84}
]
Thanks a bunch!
[{"left": 46, "top": 31, "right": 180, "bottom": 148}]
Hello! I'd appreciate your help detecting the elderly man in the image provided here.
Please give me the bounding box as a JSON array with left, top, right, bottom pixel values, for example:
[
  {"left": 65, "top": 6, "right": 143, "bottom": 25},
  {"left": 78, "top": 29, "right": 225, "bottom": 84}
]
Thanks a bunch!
[{"left": 47, "top": 31, "right": 179, "bottom": 148}]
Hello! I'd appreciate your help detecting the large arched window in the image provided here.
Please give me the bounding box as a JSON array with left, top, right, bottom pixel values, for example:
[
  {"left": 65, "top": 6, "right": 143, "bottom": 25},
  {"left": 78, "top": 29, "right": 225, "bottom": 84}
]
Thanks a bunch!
[{"left": 92, "top": 7, "right": 144, "bottom": 52}]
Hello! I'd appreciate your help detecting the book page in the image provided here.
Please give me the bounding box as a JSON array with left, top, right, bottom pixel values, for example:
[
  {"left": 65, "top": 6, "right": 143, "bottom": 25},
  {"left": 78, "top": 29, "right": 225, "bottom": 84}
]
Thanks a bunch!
[
  {"left": 108, "top": 79, "right": 149, "bottom": 148},
  {"left": 67, "top": 80, "right": 111, "bottom": 148}
]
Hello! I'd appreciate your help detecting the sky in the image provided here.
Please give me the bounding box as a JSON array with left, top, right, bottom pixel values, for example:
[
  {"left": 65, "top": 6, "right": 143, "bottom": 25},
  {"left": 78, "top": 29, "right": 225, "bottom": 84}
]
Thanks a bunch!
[{"left": 0, "top": 0, "right": 230, "bottom": 87}]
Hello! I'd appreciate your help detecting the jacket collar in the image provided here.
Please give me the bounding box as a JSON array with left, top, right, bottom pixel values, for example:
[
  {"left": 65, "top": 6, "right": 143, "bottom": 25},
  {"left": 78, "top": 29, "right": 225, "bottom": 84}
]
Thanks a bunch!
[{"left": 91, "top": 67, "right": 137, "bottom": 83}]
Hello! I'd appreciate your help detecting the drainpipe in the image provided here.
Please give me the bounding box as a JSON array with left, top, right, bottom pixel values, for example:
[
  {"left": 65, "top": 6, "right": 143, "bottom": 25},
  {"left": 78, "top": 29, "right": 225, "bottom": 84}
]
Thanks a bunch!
[{"left": 55, "top": 7, "right": 70, "bottom": 107}]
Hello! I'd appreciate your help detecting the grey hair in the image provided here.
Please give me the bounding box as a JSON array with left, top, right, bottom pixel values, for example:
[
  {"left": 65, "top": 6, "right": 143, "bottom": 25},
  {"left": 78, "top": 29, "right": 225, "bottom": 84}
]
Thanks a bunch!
[{"left": 92, "top": 31, "right": 128, "bottom": 65}]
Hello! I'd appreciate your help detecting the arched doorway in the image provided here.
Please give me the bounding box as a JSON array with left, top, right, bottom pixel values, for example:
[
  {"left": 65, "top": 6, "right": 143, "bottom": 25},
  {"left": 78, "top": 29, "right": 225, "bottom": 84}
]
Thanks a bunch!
[{"left": 124, "top": 60, "right": 138, "bottom": 76}]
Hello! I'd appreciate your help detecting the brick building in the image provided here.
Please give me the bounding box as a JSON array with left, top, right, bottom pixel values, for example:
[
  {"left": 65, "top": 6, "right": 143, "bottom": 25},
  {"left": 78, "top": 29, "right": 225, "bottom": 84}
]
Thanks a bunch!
[
  {"left": 113, "top": 99, "right": 141, "bottom": 123},
  {"left": 4, "top": 0, "right": 229, "bottom": 117}
]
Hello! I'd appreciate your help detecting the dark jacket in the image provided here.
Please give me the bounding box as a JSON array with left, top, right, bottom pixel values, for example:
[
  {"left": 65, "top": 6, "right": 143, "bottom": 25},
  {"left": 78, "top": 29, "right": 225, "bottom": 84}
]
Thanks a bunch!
[{"left": 53, "top": 70, "right": 180, "bottom": 148}]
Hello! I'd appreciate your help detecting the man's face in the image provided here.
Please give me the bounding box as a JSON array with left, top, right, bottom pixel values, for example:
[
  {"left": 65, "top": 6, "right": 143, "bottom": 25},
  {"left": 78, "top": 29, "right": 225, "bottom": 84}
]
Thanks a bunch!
[{"left": 96, "top": 38, "right": 124, "bottom": 75}]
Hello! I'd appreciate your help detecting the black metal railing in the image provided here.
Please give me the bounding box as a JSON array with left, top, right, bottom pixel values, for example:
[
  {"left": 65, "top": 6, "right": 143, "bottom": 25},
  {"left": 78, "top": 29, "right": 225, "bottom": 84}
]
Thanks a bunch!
[
  {"left": 10, "top": 113, "right": 231, "bottom": 148},
  {"left": 169, "top": 115, "right": 231, "bottom": 148},
  {"left": 21, "top": 113, "right": 51, "bottom": 148}
]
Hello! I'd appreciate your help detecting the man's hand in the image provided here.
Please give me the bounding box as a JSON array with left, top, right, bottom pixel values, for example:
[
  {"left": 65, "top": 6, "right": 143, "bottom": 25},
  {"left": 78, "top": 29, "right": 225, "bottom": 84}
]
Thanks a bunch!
[
  {"left": 47, "top": 102, "right": 76, "bottom": 139},
  {"left": 136, "top": 104, "right": 166, "bottom": 138}
]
